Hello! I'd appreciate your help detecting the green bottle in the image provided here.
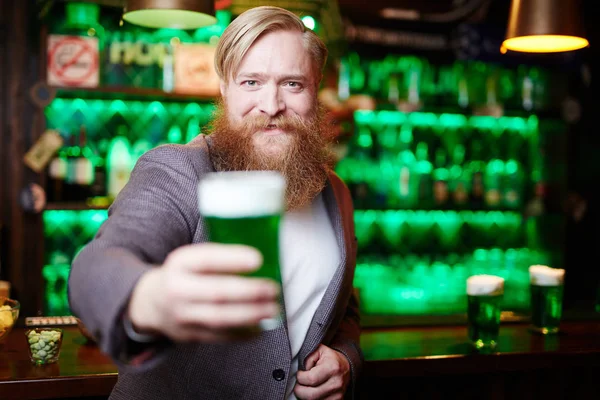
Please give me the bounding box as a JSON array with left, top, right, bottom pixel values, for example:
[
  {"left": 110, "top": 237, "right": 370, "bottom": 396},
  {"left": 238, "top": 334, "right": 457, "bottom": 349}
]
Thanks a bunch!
[
  {"left": 503, "top": 156, "right": 525, "bottom": 210},
  {"left": 107, "top": 126, "right": 133, "bottom": 199},
  {"left": 432, "top": 148, "right": 450, "bottom": 209},
  {"left": 468, "top": 140, "right": 486, "bottom": 210},
  {"left": 484, "top": 158, "right": 505, "bottom": 210},
  {"left": 484, "top": 141, "right": 505, "bottom": 209},
  {"left": 450, "top": 144, "right": 470, "bottom": 209},
  {"left": 393, "top": 126, "right": 417, "bottom": 209},
  {"left": 415, "top": 142, "right": 433, "bottom": 209}
]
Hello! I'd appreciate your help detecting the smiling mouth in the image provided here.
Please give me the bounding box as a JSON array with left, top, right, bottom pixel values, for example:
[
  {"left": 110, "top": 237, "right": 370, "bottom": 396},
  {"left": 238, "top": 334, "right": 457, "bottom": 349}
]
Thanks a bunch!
[{"left": 262, "top": 124, "right": 285, "bottom": 136}]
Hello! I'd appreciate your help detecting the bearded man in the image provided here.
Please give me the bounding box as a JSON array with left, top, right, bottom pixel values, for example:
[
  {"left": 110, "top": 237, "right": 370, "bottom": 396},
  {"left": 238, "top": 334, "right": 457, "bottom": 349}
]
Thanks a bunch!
[{"left": 69, "top": 6, "right": 362, "bottom": 400}]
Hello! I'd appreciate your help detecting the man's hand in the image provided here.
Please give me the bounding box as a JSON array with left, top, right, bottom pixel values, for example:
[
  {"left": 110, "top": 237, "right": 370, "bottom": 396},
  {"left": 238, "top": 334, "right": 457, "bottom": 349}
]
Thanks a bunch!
[
  {"left": 128, "top": 243, "right": 280, "bottom": 342},
  {"left": 294, "top": 344, "right": 350, "bottom": 400}
]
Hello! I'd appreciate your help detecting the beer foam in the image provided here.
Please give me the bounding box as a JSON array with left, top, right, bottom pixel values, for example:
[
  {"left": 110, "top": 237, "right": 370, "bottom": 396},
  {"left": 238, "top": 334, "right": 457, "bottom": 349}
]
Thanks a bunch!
[
  {"left": 467, "top": 275, "right": 505, "bottom": 296},
  {"left": 529, "top": 265, "right": 565, "bottom": 286},
  {"left": 198, "top": 171, "right": 286, "bottom": 218}
]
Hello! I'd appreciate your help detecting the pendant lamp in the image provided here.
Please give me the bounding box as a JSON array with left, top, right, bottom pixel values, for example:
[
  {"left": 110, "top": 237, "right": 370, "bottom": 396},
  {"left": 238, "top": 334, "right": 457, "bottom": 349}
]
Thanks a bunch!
[
  {"left": 503, "top": 0, "right": 588, "bottom": 53},
  {"left": 123, "top": 0, "right": 217, "bottom": 29}
]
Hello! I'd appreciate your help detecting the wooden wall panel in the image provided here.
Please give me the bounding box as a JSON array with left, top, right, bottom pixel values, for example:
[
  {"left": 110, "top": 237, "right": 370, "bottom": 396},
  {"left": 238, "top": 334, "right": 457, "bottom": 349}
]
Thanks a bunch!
[{"left": 0, "top": 0, "right": 46, "bottom": 316}]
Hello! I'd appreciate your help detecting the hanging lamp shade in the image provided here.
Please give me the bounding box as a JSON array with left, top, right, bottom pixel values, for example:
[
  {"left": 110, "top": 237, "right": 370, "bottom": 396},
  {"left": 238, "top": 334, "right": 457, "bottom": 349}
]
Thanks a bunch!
[
  {"left": 123, "top": 0, "right": 217, "bottom": 29},
  {"left": 502, "top": 0, "right": 588, "bottom": 53}
]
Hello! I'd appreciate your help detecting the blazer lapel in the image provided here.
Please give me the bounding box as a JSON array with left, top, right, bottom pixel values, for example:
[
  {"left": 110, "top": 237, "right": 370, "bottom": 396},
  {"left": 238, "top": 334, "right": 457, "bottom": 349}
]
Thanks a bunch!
[{"left": 297, "top": 171, "right": 352, "bottom": 369}]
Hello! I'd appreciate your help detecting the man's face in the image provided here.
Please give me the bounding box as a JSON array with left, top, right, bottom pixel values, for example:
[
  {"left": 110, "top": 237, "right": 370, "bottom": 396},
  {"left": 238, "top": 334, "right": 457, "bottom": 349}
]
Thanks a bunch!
[{"left": 220, "top": 30, "right": 318, "bottom": 155}]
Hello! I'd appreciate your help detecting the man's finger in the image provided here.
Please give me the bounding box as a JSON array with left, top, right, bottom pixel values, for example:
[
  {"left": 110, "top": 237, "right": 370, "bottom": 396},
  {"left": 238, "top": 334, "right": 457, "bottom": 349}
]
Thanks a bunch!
[
  {"left": 169, "top": 275, "right": 280, "bottom": 304},
  {"left": 294, "top": 382, "right": 336, "bottom": 400},
  {"left": 296, "top": 363, "right": 331, "bottom": 387},
  {"left": 166, "top": 243, "right": 263, "bottom": 273},
  {"left": 173, "top": 302, "right": 280, "bottom": 329},
  {"left": 304, "top": 346, "right": 322, "bottom": 370},
  {"left": 172, "top": 326, "right": 261, "bottom": 342}
]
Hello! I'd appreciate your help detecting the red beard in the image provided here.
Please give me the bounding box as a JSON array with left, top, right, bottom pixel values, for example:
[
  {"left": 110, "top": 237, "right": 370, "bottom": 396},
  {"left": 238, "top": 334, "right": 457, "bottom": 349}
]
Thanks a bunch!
[{"left": 207, "top": 100, "right": 335, "bottom": 210}]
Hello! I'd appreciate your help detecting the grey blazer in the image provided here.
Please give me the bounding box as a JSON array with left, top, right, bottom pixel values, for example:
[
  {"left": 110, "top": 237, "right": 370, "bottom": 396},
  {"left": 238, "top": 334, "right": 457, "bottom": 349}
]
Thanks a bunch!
[{"left": 68, "top": 135, "right": 362, "bottom": 400}]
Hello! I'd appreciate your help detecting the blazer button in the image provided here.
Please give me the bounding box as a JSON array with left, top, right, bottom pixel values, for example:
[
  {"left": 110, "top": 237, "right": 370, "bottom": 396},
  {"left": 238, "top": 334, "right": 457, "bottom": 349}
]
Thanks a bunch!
[{"left": 272, "top": 369, "right": 285, "bottom": 381}]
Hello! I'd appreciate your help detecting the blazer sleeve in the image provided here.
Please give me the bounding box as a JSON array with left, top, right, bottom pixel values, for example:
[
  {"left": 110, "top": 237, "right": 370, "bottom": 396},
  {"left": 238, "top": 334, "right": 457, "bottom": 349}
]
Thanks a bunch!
[
  {"left": 328, "top": 174, "right": 364, "bottom": 398},
  {"left": 68, "top": 144, "right": 201, "bottom": 370}
]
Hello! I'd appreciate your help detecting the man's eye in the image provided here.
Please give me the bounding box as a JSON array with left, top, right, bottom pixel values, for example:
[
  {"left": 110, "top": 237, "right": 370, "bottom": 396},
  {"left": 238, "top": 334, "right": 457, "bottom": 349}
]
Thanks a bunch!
[
  {"left": 286, "top": 82, "right": 302, "bottom": 89},
  {"left": 244, "top": 80, "right": 257, "bottom": 86}
]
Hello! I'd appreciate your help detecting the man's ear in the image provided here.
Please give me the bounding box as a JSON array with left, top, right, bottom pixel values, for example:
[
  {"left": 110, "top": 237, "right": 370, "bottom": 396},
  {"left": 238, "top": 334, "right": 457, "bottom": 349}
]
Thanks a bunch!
[{"left": 220, "top": 81, "right": 227, "bottom": 97}]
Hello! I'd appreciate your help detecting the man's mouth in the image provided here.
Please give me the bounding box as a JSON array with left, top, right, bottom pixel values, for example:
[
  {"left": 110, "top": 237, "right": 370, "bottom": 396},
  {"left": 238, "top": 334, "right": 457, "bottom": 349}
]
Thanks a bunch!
[{"left": 262, "top": 124, "right": 285, "bottom": 136}]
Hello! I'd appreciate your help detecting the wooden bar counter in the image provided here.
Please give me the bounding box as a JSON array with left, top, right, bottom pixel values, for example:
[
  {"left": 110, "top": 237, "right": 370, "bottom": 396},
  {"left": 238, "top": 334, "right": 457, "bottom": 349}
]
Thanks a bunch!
[{"left": 1, "top": 317, "right": 599, "bottom": 400}]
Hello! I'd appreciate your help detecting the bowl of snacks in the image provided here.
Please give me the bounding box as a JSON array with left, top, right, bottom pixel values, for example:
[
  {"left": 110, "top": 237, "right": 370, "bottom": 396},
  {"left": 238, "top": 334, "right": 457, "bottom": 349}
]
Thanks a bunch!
[
  {"left": 0, "top": 298, "right": 20, "bottom": 344},
  {"left": 26, "top": 328, "right": 63, "bottom": 365}
]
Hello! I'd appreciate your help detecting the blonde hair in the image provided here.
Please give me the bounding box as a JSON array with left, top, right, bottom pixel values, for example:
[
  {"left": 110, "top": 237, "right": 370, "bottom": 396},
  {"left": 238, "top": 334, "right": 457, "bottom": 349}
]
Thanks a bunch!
[{"left": 215, "top": 6, "right": 328, "bottom": 86}]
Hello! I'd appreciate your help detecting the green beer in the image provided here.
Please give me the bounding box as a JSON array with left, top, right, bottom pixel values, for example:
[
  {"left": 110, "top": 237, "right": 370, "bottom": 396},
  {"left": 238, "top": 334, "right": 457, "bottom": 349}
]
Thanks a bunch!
[
  {"left": 529, "top": 265, "right": 565, "bottom": 334},
  {"left": 466, "top": 275, "right": 504, "bottom": 350},
  {"left": 204, "top": 215, "right": 280, "bottom": 282},
  {"left": 198, "top": 171, "right": 286, "bottom": 330}
]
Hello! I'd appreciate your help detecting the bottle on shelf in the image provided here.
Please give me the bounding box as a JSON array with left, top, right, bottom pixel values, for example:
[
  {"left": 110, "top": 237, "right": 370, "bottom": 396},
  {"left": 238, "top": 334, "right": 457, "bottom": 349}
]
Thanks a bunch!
[
  {"left": 386, "top": 71, "right": 401, "bottom": 109},
  {"left": 88, "top": 137, "right": 108, "bottom": 199},
  {"left": 414, "top": 142, "right": 433, "bottom": 209},
  {"left": 449, "top": 144, "right": 470, "bottom": 209},
  {"left": 432, "top": 148, "right": 450, "bottom": 209},
  {"left": 46, "top": 136, "right": 68, "bottom": 203},
  {"left": 393, "top": 126, "right": 418, "bottom": 209},
  {"left": 57, "top": 2, "right": 106, "bottom": 43},
  {"left": 457, "top": 65, "right": 470, "bottom": 109},
  {"left": 73, "top": 125, "right": 95, "bottom": 201},
  {"left": 167, "top": 125, "right": 183, "bottom": 144},
  {"left": 131, "top": 137, "right": 153, "bottom": 166},
  {"left": 468, "top": 140, "right": 486, "bottom": 210},
  {"left": 107, "top": 125, "right": 133, "bottom": 199},
  {"left": 484, "top": 158, "right": 505, "bottom": 209},
  {"left": 64, "top": 134, "right": 79, "bottom": 201},
  {"left": 503, "top": 133, "right": 526, "bottom": 209},
  {"left": 186, "top": 117, "right": 201, "bottom": 143}
]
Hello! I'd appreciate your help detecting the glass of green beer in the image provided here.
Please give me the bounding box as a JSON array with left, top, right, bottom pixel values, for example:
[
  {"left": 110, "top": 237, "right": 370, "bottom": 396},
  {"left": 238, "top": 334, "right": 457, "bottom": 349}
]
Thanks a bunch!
[
  {"left": 466, "top": 275, "right": 504, "bottom": 350},
  {"left": 529, "top": 265, "right": 565, "bottom": 334},
  {"left": 197, "top": 171, "right": 286, "bottom": 331}
]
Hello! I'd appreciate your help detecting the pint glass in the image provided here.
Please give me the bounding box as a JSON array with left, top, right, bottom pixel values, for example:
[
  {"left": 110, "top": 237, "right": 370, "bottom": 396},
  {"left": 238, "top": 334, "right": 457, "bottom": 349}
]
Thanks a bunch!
[
  {"left": 198, "top": 171, "right": 286, "bottom": 330},
  {"left": 466, "top": 275, "right": 504, "bottom": 350},
  {"left": 529, "top": 265, "right": 565, "bottom": 334}
]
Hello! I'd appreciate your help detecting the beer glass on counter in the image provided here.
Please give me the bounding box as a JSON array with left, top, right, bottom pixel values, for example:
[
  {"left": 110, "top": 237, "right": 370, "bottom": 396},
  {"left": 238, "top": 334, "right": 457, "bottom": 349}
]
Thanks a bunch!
[
  {"left": 529, "top": 265, "right": 565, "bottom": 334},
  {"left": 198, "top": 171, "right": 286, "bottom": 330},
  {"left": 466, "top": 275, "right": 505, "bottom": 350}
]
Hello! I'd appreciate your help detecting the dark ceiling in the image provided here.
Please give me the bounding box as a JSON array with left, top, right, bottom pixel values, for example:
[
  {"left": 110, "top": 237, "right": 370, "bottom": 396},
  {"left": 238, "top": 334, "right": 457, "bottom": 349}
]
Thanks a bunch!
[
  {"left": 42, "top": 0, "right": 511, "bottom": 28},
  {"left": 39, "top": 0, "right": 592, "bottom": 46},
  {"left": 337, "top": 0, "right": 510, "bottom": 28}
]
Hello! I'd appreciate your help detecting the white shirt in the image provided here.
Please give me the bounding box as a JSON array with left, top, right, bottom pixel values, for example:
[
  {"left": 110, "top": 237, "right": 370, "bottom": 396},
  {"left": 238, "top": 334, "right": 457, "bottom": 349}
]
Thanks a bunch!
[{"left": 280, "top": 193, "right": 340, "bottom": 400}]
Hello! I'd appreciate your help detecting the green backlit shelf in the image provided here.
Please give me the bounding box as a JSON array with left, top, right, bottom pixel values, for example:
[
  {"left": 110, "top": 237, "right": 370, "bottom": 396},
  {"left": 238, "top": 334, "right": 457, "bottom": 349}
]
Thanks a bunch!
[
  {"left": 355, "top": 247, "right": 549, "bottom": 315},
  {"left": 41, "top": 206, "right": 545, "bottom": 316},
  {"left": 40, "top": 103, "right": 554, "bottom": 317},
  {"left": 51, "top": 86, "right": 218, "bottom": 103},
  {"left": 45, "top": 97, "right": 217, "bottom": 161},
  {"left": 354, "top": 109, "right": 538, "bottom": 133}
]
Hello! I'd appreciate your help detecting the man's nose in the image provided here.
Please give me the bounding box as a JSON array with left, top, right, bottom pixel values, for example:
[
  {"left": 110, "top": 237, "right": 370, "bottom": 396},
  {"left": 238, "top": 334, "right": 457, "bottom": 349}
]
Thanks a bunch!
[{"left": 258, "top": 84, "right": 286, "bottom": 117}]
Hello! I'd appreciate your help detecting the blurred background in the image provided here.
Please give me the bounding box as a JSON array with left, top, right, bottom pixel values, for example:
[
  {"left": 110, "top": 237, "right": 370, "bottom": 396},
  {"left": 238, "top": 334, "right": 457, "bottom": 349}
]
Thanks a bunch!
[{"left": 0, "top": 0, "right": 598, "bottom": 324}]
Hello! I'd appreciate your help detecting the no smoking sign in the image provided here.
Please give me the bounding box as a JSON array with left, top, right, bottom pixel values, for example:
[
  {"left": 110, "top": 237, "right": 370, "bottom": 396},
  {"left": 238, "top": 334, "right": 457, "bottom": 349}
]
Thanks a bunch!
[{"left": 47, "top": 35, "right": 99, "bottom": 88}]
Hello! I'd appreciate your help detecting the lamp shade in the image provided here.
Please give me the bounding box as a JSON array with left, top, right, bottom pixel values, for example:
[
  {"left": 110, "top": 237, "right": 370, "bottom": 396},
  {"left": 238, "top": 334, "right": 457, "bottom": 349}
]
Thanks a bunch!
[
  {"left": 123, "top": 0, "right": 217, "bottom": 29},
  {"left": 503, "top": 0, "right": 588, "bottom": 53}
]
